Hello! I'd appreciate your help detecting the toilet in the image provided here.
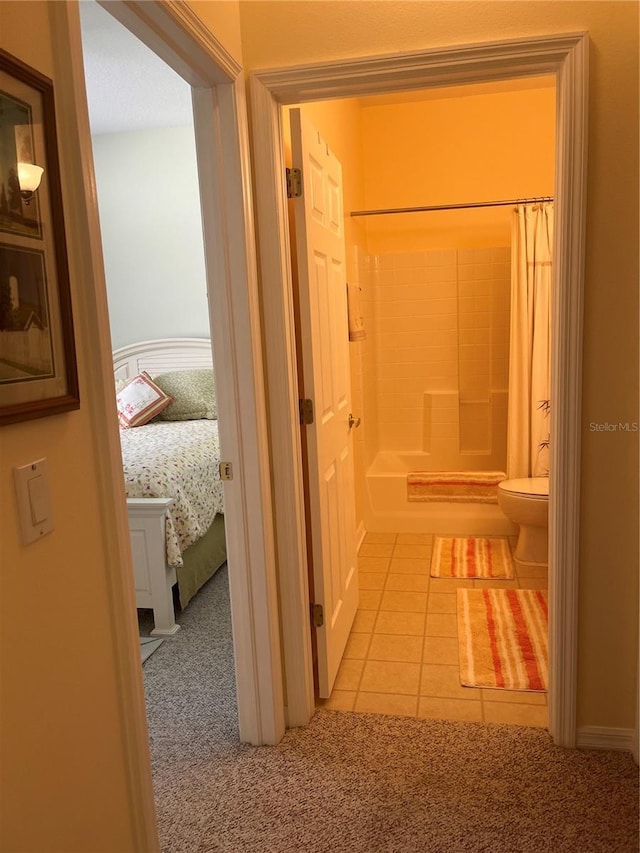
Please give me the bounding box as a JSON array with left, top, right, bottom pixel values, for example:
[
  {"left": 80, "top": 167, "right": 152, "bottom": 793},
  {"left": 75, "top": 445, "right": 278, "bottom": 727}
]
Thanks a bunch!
[{"left": 497, "top": 477, "right": 549, "bottom": 565}]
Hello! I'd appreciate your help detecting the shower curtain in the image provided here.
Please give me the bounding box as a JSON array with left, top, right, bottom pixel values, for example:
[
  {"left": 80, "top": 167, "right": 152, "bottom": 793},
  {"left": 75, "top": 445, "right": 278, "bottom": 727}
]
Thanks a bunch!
[{"left": 507, "top": 202, "right": 554, "bottom": 479}]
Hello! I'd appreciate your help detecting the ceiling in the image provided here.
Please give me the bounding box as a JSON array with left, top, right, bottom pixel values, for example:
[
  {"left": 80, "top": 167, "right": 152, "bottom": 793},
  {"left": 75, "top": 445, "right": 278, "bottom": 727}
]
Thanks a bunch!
[
  {"left": 79, "top": 1, "right": 555, "bottom": 135},
  {"left": 79, "top": 0, "right": 192, "bottom": 135}
]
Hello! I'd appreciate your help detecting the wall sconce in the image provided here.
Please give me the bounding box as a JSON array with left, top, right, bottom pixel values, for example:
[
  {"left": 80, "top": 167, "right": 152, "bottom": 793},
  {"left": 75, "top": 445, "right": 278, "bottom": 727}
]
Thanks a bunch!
[{"left": 17, "top": 162, "right": 44, "bottom": 205}]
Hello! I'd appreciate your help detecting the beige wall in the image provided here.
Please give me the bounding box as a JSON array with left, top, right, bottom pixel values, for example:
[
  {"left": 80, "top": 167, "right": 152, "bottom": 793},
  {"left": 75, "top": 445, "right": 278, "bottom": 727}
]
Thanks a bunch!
[
  {"left": 187, "top": 0, "right": 243, "bottom": 64},
  {"left": 240, "top": 1, "right": 639, "bottom": 730},
  {"left": 0, "top": 3, "right": 142, "bottom": 851}
]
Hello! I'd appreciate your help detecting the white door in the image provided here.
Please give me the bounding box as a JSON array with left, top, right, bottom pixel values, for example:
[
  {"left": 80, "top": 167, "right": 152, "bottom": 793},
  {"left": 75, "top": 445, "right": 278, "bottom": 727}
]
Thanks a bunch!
[{"left": 290, "top": 109, "right": 359, "bottom": 698}]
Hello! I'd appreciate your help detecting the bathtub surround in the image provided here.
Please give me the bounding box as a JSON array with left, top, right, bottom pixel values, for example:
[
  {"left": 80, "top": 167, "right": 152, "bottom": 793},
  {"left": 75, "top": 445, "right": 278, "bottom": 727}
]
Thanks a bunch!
[
  {"left": 431, "top": 536, "right": 514, "bottom": 580},
  {"left": 358, "top": 244, "right": 515, "bottom": 533},
  {"left": 370, "top": 245, "right": 510, "bottom": 466},
  {"left": 457, "top": 588, "right": 549, "bottom": 691},
  {"left": 365, "top": 452, "right": 515, "bottom": 535}
]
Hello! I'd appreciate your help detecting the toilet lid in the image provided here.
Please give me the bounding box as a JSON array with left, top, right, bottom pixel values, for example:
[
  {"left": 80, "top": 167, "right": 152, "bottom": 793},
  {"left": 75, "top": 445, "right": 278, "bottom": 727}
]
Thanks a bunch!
[{"left": 499, "top": 477, "right": 549, "bottom": 498}]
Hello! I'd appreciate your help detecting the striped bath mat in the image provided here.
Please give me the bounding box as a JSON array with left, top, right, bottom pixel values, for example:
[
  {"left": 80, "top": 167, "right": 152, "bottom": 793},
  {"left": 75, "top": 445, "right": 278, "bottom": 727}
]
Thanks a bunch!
[
  {"left": 457, "top": 588, "right": 548, "bottom": 691},
  {"left": 431, "top": 536, "right": 514, "bottom": 579},
  {"left": 407, "top": 471, "right": 505, "bottom": 503}
]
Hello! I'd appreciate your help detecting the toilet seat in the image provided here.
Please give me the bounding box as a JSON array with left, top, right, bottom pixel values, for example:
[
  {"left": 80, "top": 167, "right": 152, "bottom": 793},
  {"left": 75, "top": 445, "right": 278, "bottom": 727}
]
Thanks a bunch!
[{"left": 498, "top": 477, "right": 549, "bottom": 499}]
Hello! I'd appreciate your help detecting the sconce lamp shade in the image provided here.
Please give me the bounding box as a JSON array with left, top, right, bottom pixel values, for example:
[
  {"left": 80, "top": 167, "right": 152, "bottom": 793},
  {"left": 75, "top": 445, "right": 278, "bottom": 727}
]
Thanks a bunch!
[{"left": 17, "top": 162, "right": 44, "bottom": 194}]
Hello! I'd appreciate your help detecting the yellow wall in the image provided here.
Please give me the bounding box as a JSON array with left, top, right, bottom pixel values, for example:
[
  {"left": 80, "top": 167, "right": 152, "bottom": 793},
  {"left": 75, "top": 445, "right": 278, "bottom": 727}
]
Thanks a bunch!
[
  {"left": 240, "top": 1, "right": 640, "bottom": 730},
  {"left": 0, "top": 3, "right": 143, "bottom": 851},
  {"left": 360, "top": 85, "right": 555, "bottom": 252},
  {"left": 187, "top": 0, "right": 243, "bottom": 64}
]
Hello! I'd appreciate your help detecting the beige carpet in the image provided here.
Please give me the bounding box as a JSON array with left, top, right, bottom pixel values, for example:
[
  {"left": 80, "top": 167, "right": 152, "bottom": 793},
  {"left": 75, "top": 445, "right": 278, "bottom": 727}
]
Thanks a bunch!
[
  {"left": 143, "top": 567, "right": 639, "bottom": 853},
  {"left": 431, "top": 536, "right": 514, "bottom": 579},
  {"left": 407, "top": 470, "right": 505, "bottom": 503},
  {"left": 457, "top": 588, "right": 548, "bottom": 691}
]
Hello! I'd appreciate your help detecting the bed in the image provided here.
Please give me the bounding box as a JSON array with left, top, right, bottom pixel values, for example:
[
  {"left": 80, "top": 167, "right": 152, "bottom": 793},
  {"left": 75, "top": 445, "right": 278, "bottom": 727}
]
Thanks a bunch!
[{"left": 112, "top": 338, "right": 227, "bottom": 636}]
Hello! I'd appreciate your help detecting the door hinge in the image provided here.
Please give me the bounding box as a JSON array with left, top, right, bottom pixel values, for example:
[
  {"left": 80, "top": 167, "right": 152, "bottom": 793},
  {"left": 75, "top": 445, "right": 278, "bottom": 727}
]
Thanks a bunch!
[
  {"left": 299, "top": 398, "right": 314, "bottom": 425},
  {"left": 286, "top": 167, "right": 302, "bottom": 199},
  {"left": 311, "top": 603, "right": 324, "bottom": 628},
  {"left": 219, "top": 461, "right": 233, "bottom": 481}
]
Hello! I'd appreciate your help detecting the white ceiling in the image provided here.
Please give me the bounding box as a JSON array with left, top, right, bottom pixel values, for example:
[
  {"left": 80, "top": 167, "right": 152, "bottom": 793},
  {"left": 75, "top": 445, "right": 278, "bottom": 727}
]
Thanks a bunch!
[{"left": 79, "top": 0, "right": 192, "bottom": 135}]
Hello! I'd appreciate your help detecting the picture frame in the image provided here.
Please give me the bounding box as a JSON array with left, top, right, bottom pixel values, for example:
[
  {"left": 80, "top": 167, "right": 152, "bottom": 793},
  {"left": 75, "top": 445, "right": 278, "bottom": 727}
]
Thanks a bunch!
[{"left": 0, "top": 48, "right": 79, "bottom": 426}]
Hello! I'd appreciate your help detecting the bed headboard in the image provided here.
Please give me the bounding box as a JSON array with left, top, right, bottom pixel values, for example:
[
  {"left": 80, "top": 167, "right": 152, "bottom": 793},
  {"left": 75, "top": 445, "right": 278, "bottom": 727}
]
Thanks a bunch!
[{"left": 112, "top": 338, "right": 213, "bottom": 383}]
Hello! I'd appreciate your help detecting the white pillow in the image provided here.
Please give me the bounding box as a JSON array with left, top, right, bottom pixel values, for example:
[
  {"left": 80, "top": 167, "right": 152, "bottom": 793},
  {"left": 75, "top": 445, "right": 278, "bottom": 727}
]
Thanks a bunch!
[{"left": 116, "top": 372, "right": 172, "bottom": 428}]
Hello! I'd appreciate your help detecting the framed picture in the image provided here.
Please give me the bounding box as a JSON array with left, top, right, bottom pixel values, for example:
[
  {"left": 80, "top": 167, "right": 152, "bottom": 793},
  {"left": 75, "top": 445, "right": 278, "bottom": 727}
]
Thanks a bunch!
[{"left": 0, "top": 48, "right": 79, "bottom": 425}]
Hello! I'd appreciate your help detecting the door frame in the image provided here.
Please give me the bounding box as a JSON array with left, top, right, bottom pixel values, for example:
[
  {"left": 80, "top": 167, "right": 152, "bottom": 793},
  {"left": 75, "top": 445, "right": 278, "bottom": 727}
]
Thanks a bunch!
[
  {"left": 53, "top": 1, "right": 285, "bottom": 844},
  {"left": 250, "top": 32, "right": 589, "bottom": 745}
]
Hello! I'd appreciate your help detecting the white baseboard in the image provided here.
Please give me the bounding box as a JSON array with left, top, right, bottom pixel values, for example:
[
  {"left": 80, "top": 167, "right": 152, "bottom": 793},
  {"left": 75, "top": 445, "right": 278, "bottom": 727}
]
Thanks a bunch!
[
  {"left": 576, "top": 726, "right": 635, "bottom": 753},
  {"left": 356, "top": 521, "right": 366, "bottom": 550}
]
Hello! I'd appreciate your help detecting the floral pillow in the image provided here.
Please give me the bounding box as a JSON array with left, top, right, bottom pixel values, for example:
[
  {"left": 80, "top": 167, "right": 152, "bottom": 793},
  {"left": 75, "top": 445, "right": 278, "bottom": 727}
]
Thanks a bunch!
[
  {"left": 152, "top": 369, "right": 217, "bottom": 421},
  {"left": 116, "top": 372, "right": 173, "bottom": 428}
]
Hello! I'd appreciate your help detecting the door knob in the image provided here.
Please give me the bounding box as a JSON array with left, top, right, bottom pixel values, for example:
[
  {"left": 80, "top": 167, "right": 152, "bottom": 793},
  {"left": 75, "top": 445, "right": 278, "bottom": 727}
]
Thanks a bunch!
[{"left": 348, "top": 413, "right": 361, "bottom": 429}]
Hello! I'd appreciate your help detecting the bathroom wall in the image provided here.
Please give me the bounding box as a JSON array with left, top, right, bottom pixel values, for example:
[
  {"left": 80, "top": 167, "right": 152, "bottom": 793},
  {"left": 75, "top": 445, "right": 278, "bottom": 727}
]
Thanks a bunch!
[{"left": 361, "top": 83, "right": 556, "bottom": 253}]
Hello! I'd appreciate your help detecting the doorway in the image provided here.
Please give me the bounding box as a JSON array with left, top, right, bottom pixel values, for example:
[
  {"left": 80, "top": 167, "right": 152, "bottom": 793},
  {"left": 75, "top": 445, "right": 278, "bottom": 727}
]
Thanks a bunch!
[
  {"left": 251, "top": 32, "right": 588, "bottom": 747},
  {"left": 289, "top": 79, "right": 555, "bottom": 724},
  {"left": 62, "top": 0, "right": 284, "bottom": 748},
  {"left": 80, "top": 0, "right": 238, "bottom": 721}
]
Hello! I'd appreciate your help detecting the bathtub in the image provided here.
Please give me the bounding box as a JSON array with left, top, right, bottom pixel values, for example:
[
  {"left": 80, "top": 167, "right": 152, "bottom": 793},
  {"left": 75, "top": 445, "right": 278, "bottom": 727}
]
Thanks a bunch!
[{"left": 363, "top": 451, "right": 516, "bottom": 535}]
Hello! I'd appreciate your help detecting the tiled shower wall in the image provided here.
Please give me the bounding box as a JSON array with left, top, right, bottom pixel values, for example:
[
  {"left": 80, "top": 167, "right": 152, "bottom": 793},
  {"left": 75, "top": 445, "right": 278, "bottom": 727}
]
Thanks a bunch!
[{"left": 368, "top": 246, "right": 511, "bottom": 470}]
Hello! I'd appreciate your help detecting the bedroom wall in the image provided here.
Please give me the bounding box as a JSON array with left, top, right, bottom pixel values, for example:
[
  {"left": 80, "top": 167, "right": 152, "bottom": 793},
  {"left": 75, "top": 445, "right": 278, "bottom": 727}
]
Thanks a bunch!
[
  {"left": 239, "top": 0, "right": 640, "bottom": 734},
  {"left": 92, "top": 125, "right": 210, "bottom": 349}
]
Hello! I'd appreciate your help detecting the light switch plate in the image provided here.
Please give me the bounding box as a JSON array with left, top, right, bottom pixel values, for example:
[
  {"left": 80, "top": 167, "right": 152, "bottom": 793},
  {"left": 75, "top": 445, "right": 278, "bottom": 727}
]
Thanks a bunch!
[{"left": 13, "top": 458, "right": 54, "bottom": 545}]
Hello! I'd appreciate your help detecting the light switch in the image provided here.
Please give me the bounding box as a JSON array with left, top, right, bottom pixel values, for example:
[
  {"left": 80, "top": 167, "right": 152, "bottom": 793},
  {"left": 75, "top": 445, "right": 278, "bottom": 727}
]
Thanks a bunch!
[
  {"left": 28, "top": 476, "right": 48, "bottom": 524},
  {"left": 13, "top": 458, "right": 54, "bottom": 545}
]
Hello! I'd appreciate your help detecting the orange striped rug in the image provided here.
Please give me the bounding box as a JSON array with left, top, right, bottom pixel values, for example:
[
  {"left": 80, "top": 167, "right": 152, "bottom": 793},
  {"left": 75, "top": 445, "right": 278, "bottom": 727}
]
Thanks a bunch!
[
  {"left": 431, "top": 536, "right": 514, "bottom": 579},
  {"left": 457, "top": 588, "right": 548, "bottom": 691}
]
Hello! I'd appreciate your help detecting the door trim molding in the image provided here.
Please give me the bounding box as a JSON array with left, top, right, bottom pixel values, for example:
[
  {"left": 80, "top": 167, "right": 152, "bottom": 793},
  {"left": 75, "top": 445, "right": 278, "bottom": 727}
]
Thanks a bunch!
[
  {"left": 250, "top": 32, "right": 589, "bottom": 747},
  {"left": 55, "top": 0, "right": 284, "bottom": 844}
]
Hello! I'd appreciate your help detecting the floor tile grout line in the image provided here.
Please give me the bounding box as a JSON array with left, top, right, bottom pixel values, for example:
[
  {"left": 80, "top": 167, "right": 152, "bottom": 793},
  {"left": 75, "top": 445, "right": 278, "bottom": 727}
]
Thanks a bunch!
[{"left": 352, "top": 531, "right": 549, "bottom": 726}]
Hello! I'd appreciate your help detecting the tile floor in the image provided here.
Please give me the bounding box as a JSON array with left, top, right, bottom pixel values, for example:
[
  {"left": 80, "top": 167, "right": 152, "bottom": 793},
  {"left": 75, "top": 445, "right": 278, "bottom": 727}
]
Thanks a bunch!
[{"left": 318, "top": 531, "right": 549, "bottom": 727}]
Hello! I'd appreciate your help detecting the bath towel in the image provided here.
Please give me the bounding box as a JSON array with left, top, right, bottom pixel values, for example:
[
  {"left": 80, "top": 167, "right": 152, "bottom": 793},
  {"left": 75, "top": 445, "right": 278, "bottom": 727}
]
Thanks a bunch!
[{"left": 347, "top": 282, "right": 366, "bottom": 341}]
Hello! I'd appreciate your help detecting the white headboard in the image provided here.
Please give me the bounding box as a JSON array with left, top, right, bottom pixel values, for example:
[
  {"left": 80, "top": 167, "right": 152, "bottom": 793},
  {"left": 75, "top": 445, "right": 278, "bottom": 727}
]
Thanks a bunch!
[{"left": 112, "top": 338, "right": 213, "bottom": 383}]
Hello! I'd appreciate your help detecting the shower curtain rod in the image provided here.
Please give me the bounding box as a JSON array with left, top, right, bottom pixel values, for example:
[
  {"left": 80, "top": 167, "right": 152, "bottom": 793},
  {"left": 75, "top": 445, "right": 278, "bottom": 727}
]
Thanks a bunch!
[{"left": 350, "top": 197, "right": 554, "bottom": 217}]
